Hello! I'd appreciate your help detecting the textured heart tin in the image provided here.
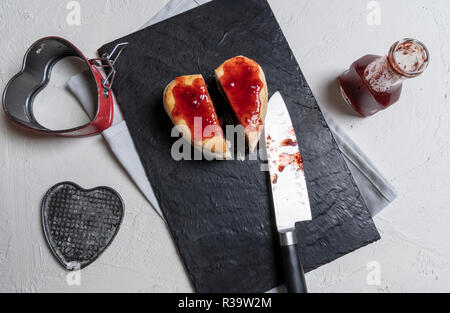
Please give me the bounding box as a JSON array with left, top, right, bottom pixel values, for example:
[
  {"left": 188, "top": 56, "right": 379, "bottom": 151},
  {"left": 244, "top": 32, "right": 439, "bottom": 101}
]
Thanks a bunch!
[{"left": 42, "top": 182, "right": 124, "bottom": 270}]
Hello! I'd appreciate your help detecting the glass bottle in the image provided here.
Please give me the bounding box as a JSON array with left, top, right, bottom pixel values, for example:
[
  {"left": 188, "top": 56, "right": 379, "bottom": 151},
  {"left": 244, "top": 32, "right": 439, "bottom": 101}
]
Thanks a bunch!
[{"left": 339, "top": 38, "right": 430, "bottom": 117}]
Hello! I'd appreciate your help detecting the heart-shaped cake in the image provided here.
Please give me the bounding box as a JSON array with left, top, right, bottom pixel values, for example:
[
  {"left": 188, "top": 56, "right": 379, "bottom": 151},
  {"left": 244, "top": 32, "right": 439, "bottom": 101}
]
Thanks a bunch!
[
  {"left": 42, "top": 182, "right": 124, "bottom": 270},
  {"left": 163, "top": 56, "right": 268, "bottom": 157}
]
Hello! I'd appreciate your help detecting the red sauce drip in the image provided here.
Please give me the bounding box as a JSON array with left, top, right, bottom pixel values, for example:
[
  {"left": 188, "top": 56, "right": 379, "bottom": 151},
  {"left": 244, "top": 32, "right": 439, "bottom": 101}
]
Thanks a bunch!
[
  {"left": 171, "top": 77, "right": 222, "bottom": 140},
  {"left": 271, "top": 174, "right": 278, "bottom": 184},
  {"left": 219, "top": 57, "right": 264, "bottom": 131},
  {"left": 266, "top": 135, "right": 275, "bottom": 152},
  {"left": 278, "top": 152, "right": 304, "bottom": 172},
  {"left": 281, "top": 139, "right": 298, "bottom": 147}
]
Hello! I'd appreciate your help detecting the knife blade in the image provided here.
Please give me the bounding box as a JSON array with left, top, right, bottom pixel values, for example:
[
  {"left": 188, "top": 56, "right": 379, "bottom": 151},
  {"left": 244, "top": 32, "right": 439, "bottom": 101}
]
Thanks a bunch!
[{"left": 265, "top": 92, "right": 312, "bottom": 293}]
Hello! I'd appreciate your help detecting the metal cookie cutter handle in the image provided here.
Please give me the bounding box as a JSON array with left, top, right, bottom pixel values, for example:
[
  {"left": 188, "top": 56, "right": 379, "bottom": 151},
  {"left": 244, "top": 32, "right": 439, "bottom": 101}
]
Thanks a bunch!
[
  {"left": 90, "top": 42, "right": 128, "bottom": 98},
  {"left": 2, "top": 36, "right": 128, "bottom": 137}
]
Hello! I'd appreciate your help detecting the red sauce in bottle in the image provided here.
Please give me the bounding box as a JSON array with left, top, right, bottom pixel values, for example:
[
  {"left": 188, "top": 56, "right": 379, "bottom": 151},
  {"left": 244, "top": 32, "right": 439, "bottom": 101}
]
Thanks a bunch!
[
  {"left": 339, "top": 55, "right": 402, "bottom": 117},
  {"left": 171, "top": 77, "right": 222, "bottom": 140},
  {"left": 339, "top": 39, "right": 429, "bottom": 117},
  {"left": 218, "top": 57, "right": 264, "bottom": 131}
]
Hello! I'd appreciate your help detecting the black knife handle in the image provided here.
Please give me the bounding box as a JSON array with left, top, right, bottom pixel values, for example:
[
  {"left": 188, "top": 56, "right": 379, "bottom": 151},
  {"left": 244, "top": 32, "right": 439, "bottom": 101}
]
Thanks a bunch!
[{"left": 279, "top": 230, "right": 308, "bottom": 294}]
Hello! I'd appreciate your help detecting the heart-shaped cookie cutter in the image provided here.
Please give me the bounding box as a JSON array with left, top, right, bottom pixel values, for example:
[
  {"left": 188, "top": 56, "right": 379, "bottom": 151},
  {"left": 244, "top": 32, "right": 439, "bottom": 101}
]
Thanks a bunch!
[{"left": 2, "top": 37, "right": 128, "bottom": 137}]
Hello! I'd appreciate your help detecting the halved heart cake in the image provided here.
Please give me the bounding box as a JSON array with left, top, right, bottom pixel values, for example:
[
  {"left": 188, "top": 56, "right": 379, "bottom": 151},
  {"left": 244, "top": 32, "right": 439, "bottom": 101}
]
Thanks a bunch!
[
  {"left": 164, "top": 75, "right": 231, "bottom": 160},
  {"left": 215, "top": 56, "right": 268, "bottom": 153}
]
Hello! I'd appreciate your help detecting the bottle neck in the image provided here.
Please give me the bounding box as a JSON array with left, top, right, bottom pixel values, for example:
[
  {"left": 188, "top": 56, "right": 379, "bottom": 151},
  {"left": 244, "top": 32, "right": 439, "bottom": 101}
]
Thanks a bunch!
[
  {"left": 363, "top": 39, "right": 429, "bottom": 94},
  {"left": 363, "top": 56, "right": 404, "bottom": 93},
  {"left": 387, "top": 38, "right": 429, "bottom": 79}
]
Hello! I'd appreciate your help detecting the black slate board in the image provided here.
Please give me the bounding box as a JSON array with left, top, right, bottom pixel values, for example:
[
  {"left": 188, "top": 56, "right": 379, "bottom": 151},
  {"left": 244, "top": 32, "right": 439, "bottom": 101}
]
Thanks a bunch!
[{"left": 99, "top": 0, "right": 380, "bottom": 293}]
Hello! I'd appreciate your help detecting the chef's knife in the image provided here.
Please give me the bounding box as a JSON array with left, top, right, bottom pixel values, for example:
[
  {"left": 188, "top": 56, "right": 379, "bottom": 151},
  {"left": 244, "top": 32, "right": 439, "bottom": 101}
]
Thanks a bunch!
[{"left": 265, "top": 92, "right": 312, "bottom": 293}]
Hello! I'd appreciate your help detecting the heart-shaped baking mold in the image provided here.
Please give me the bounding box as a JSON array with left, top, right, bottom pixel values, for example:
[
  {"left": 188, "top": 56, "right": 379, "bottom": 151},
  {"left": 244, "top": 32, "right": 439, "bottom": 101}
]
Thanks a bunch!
[{"left": 42, "top": 182, "right": 124, "bottom": 270}]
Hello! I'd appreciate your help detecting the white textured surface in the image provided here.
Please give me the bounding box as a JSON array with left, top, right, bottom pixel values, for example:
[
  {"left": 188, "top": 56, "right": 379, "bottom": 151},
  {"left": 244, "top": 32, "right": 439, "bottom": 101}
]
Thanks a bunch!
[{"left": 1, "top": 0, "right": 449, "bottom": 293}]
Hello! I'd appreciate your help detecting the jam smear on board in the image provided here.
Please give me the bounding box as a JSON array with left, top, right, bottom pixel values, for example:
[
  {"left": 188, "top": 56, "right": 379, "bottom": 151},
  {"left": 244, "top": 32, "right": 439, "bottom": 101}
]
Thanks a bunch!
[
  {"left": 219, "top": 57, "right": 264, "bottom": 131},
  {"left": 172, "top": 77, "right": 222, "bottom": 140}
]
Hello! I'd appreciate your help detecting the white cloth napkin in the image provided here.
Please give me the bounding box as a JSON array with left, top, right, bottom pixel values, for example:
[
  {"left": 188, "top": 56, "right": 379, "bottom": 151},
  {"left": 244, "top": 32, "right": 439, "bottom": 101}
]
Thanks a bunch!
[
  {"left": 67, "top": 0, "right": 397, "bottom": 220},
  {"left": 67, "top": 71, "right": 164, "bottom": 219}
]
